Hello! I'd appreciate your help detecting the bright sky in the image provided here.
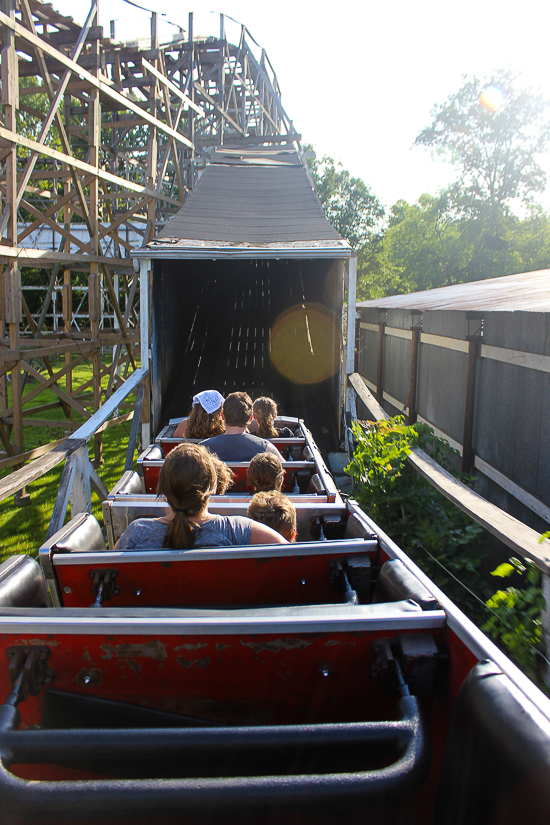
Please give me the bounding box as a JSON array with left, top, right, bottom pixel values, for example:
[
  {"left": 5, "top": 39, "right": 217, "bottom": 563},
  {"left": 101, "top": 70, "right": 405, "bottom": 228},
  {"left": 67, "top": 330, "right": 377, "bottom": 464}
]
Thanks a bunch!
[{"left": 51, "top": 0, "right": 550, "bottom": 213}]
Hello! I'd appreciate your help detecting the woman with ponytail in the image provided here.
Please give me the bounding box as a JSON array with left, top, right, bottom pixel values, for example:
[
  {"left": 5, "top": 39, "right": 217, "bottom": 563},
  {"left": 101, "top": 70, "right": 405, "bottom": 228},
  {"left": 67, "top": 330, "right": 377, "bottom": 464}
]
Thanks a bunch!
[
  {"left": 252, "top": 397, "right": 294, "bottom": 439},
  {"left": 117, "top": 444, "right": 286, "bottom": 550}
]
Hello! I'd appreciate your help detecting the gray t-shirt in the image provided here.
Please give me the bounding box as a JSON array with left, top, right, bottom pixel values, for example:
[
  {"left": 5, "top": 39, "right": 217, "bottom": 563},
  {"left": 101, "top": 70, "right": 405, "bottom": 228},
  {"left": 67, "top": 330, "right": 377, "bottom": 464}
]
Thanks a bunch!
[
  {"left": 118, "top": 514, "right": 253, "bottom": 549},
  {"left": 200, "top": 433, "right": 271, "bottom": 461}
]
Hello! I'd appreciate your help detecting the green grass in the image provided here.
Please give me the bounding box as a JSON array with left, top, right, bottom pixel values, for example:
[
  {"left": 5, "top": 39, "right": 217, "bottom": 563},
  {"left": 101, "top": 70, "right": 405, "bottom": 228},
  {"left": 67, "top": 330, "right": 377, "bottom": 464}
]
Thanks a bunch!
[{"left": 0, "top": 359, "right": 136, "bottom": 561}]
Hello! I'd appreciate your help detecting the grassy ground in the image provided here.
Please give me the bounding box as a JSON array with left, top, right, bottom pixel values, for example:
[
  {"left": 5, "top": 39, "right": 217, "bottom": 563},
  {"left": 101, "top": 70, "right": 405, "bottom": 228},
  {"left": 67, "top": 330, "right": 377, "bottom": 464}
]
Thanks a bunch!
[{"left": 0, "top": 360, "right": 134, "bottom": 562}]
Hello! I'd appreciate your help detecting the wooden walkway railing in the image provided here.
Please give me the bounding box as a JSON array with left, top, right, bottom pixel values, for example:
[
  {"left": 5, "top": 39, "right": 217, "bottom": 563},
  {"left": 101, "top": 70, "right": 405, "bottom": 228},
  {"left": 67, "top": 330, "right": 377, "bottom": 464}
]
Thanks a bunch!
[
  {"left": 348, "top": 371, "right": 550, "bottom": 683},
  {"left": 0, "top": 368, "right": 148, "bottom": 538}
]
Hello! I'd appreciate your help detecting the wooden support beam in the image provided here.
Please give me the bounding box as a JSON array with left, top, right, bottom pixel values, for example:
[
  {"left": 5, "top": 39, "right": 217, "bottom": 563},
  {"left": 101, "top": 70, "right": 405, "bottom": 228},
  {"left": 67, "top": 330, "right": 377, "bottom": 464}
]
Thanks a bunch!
[
  {"left": 462, "top": 336, "right": 481, "bottom": 474},
  {"left": 0, "top": 126, "right": 183, "bottom": 206},
  {"left": 0, "top": 246, "right": 135, "bottom": 268},
  {"left": 141, "top": 57, "right": 204, "bottom": 115},
  {"left": 407, "top": 315, "right": 422, "bottom": 425},
  {"left": 376, "top": 319, "right": 385, "bottom": 405},
  {"left": 124, "top": 381, "right": 145, "bottom": 472},
  {"left": 0, "top": 8, "right": 195, "bottom": 150}
]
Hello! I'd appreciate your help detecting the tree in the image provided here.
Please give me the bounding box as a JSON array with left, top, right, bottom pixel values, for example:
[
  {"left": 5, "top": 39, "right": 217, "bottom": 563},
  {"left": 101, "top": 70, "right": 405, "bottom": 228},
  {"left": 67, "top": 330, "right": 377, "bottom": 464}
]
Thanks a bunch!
[
  {"left": 415, "top": 71, "right": 550, "bottom": 216},
  {"left": 368, "top": 195, "right": 471, "bottom": 295},
  {"left": 305, "top": 147, "right": 384, "bottom": 248},
  {"left": 360, "top": 194, "right": 550, "bottom": 300}
]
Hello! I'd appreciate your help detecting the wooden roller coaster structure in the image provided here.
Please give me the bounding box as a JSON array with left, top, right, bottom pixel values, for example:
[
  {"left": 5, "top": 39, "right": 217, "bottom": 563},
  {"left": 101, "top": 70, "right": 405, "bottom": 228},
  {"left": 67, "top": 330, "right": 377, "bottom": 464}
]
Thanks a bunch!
[{"left": 0, "top": 0, "right": 297, "bottom": 508}]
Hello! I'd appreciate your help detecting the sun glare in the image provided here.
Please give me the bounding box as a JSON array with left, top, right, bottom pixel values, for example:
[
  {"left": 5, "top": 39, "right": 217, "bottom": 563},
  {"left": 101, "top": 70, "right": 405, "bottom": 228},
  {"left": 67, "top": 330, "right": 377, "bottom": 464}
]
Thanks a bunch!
[{"left": 479, "top": 85, "right": 505, "bottom": 112}]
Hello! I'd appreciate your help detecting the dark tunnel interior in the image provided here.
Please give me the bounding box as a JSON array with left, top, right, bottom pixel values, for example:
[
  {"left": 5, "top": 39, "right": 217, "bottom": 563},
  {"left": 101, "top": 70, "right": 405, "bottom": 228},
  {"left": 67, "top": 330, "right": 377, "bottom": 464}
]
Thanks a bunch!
[{"left": 151, "top": 257, "right": 344, "bottom": 453}]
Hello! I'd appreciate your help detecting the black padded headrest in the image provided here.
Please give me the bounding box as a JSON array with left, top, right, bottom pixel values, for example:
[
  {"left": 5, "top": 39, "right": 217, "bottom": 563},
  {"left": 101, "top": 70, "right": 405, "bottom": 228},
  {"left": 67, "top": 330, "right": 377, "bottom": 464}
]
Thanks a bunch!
[
  {"left": 373, "top": 559, "right": 438, "bottom": 610},
  {"left": 435, "top": 660, "right": 550, "bottom": 824},
  {"left": 52, "top": 513, "right": 106, "bottom": 554},
  {"left": 0, "top": 555, "right": 49, "bottom": 607}
]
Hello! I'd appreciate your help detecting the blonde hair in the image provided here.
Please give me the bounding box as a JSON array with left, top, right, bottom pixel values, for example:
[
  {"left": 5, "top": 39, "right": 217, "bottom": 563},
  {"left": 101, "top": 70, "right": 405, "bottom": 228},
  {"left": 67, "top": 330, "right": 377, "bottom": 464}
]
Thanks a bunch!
[
  {"left": 247, "top": 452, "right": 284, "bottom": 492},
  {"left": 253, "top": 397, "right": 279, "bottom": 439},
  {"left": 247, "top": 491, "right": 297, "bottom": 541},
  {"left": 157, "top": 443, "right": 217, "bottom": 548},
  {"left": 186, "top": 404, "right": 225, "bottom": 439}
]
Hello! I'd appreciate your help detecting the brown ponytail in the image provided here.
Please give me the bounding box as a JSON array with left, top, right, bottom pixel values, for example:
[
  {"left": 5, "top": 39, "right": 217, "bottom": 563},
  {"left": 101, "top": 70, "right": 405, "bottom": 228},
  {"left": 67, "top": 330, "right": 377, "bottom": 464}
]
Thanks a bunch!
[
  {"left": 253, "top": 397, "right": 279, "bottom": 439},
  {"left": 157, "top": 443, "right": 217, "bottom": 548}
]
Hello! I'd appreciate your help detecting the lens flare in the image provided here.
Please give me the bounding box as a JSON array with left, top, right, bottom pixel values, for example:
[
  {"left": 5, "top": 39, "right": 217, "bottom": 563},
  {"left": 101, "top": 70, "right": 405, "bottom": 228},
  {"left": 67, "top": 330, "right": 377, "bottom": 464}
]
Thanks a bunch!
[
  {"left": 269, "top": 303, "right": 340, "bottom": 385},
  {"left": 479, "top": 85, "right": 505, "bottom": 112}
]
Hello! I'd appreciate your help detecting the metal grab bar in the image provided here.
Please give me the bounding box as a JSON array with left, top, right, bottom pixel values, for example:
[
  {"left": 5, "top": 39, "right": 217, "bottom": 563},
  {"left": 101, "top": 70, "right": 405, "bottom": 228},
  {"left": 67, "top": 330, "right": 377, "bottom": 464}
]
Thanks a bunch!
[{"left": 0, "top": 695, "right": 429, "bottom": 821}]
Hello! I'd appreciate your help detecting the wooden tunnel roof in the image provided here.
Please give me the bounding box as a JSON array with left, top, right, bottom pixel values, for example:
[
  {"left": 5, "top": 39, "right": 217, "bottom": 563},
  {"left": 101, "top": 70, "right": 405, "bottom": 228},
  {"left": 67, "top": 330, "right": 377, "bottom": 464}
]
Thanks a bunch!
[
  {"left": 139, "top": 146, "right": 351, "bottom": 259},
  {"left": 357, "top": 269, "right": 550, "bottom": 313}
]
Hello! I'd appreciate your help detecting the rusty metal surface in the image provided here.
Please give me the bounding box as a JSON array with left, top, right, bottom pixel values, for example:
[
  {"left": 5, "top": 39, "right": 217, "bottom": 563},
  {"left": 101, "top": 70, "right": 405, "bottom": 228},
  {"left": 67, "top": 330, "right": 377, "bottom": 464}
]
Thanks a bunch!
[{"left": 357, "top": 269, "right": 550, "bottom": 313}]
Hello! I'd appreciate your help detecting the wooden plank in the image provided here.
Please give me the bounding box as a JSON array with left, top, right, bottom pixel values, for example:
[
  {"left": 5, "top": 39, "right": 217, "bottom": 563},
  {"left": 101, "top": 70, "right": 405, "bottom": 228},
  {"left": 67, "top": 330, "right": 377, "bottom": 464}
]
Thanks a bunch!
[
  {"left": 46, "top": 453, "right": 77, "bottom": 538},
  {"left": 124, "top": 382, "right": 144, "bottom": 472},
  {"left": 0, "top": 127, "right": 183, "bottom": 207},
  {"left": 0, "top": 342, "right": 99, "bottom": 362},
  {"left": 409, "top": 449, "right": 550, "bottom": 570},
  {"left": 346, "top": 255, "right": 357, "bottom": 375},
  {"left": 0, "top": 245, "right": 135, "bottom": 268},
  {"left": 0, "top": 436, "right": 66, "bottom": 471},
  {"left": 142, "top": 57, "right": 204, "bottom": 115},
  {"left": 70, "top": 366, "right": 147, "bottom": 441},
  {"left": 421, "top": 332, "right": 468, "bottom": 353},
  {"left": 194, "top": 80, "right": 245, "bottom": 135},
  {"left": 481, "top": 343, "right": 550, "bottom": 373},
  {"left": 0, "top": 437, "right": 85, "bottom": 503},
  {"left": 348, "top": 373, "right": 550, "bottom": 572}
]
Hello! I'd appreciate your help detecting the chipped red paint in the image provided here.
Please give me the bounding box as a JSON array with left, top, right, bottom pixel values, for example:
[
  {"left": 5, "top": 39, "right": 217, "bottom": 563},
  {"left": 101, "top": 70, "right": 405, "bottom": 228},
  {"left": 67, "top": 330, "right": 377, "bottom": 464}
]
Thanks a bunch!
[{"left": 54, "top": 547, "right": 375, "bottom": 608}]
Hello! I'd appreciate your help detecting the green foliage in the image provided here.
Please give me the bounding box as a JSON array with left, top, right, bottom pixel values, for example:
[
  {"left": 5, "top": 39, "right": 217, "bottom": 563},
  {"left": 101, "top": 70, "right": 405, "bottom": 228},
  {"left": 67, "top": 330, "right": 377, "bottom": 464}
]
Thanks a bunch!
[
  {"left": 482, "top": 557, "right": 545, "bottom": 682},
  {"left": 355, "top": 72, "right": 550, "bottom": 300},
  {"left": 345, "top": 417, "right": 490, "bottom": 619},
  {"left": 415, "top": 70, "right": 550, "bottom": 213},
  {"left": 305, "top": 146, "right": 384, "bottom": 248},
  {"left": 359, "top": 194, "right": 550, "bottom": 298}
]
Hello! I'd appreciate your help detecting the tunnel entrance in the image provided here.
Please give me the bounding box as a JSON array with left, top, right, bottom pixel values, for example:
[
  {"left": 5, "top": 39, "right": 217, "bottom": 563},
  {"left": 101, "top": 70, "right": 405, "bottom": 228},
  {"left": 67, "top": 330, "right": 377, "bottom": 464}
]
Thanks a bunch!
[{"left": 151, "top": 257, "right": 344, "bottom": 453}]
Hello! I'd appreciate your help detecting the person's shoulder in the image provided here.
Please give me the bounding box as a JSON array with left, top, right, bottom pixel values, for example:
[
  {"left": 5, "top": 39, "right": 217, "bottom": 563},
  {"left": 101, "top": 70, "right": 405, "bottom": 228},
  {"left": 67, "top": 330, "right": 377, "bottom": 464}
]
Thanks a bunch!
[
  {"left": 227, "top": 514, "right": 253, "bottom": 527},
  {"left": 130, "top": 518, "right": 166, "bottom": 536},
  {"left": 120, "top": 518, "right": 166, "bottom": 549},
  {"left": 200, "top": 434, "right": 225, "bottom": 445},
  {"left": 247, "top": 433, "right": 270, "bottom": 446}
]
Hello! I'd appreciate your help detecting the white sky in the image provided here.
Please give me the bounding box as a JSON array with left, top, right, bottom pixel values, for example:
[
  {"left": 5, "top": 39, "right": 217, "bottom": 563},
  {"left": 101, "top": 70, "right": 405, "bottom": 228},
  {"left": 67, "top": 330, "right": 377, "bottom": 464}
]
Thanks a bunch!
[{"left": 51, "top": 0, "right": 550, "bottom": 213}]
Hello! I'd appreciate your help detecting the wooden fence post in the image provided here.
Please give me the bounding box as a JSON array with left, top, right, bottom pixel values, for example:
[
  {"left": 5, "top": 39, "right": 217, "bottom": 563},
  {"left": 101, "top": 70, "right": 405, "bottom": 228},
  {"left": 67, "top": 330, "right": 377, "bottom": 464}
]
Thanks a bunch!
[
  {"left": 462, "top": 315, "right": 483, "bottom": 474},
  {"left": 376, "top": 313, "right": 386, "bottom": 405},
  {"left": 407, "top": 312, "right": 422, "bottom": 425}
]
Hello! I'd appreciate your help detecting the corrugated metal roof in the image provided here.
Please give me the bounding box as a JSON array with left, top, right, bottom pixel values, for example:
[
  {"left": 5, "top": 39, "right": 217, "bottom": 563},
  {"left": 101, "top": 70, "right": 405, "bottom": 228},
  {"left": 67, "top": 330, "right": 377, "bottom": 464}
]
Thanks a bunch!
[
  {"left": 357, "top": 270, "right": 550, "bottom": 313},
  {"left": 143, "top": 147, "right": 349, "bottom": 258}
]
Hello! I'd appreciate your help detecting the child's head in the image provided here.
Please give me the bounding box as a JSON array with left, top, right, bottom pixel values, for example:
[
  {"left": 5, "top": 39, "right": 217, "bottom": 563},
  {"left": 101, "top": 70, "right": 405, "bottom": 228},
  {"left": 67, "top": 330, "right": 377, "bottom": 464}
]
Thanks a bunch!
[
  {"left": 209, "top": 453, "right": 235, "bottom": 494},
  {"left": 247, "top": 491, "right": 297, "bottom": 542},
  {"left": 252, "top": 396, "right": 278, "bottom": 438},
  {"left": 247, "top": 452, "right": 284, "bottom": 492}
]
